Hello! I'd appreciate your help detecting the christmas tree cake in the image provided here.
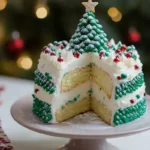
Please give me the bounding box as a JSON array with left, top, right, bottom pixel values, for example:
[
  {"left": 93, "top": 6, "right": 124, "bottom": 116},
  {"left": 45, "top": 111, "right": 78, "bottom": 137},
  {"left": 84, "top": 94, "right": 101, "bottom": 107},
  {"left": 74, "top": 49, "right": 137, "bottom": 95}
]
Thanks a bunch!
[{"left": 32, "top": 0, "right": 146, "bottom": 126}]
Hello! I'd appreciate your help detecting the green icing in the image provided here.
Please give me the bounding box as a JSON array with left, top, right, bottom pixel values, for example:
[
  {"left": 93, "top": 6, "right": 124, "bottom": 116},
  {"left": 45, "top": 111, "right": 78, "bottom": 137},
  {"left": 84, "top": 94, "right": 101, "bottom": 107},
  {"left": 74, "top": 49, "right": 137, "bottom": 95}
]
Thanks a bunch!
[
  {"left": 61, "top": 105, "right": 65, "bottom": 110},
  {"left": 63, "top": 72, "right": 68, "bottom": 77},
  {"left": 115, "top": 72, "right": 144, "bottom": 100},
  {"left": 136, "top": 94, "right": 140, "bottom": 99},
  {"left": 32, "top": 95, "right": 53, "bottom": 123},
  {"left": 88, "top": 89, "right": 93, "bottom": 96},
  {"left": 69, "top": 11, "right": 109, "bottom": 54},
  {"left": 34, "top": 69, "right": 56, "bottom": 94},
  {"left": 127, "top": 45, "right": 136, "bottom": 52},
  {"left": 113, "top": 42, "right": 138, "bottom": 60},
  {"left": 113, "top": 98, "right": 146, "bottom": 126},
  {"left": 121, "top": 74, "right": 127, "bottom": 79},
  {"left": 61, "top": 94, "right": 80, "bottom": 109},
  {"left": 132, "top": 54, "right": 137, "bottom": 60}
]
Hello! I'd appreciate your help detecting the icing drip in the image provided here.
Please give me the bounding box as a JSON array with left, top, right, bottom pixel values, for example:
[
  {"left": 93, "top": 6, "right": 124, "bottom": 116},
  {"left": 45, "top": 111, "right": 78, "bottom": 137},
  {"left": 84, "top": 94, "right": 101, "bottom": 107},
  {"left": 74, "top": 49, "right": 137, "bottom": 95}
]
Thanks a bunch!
[
  {"left": 113, "top": 98, "right": 146, "bottom": 126},
  {"left": 32, "top": 95, "right": 53, "bottom": 123}
]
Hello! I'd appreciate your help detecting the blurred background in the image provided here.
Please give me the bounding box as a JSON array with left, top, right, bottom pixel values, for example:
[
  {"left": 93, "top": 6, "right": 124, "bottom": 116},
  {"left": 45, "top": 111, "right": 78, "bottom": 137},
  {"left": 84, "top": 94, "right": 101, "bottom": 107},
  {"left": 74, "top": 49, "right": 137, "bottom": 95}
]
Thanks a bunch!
[{"left": 0, "top": 0, "right": 150, "bottom": 92}]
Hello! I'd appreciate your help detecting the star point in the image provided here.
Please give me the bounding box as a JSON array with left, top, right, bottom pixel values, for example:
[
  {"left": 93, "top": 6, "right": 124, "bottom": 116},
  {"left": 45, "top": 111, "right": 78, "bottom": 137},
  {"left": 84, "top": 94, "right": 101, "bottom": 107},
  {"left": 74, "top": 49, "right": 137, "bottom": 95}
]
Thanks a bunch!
[{"left": 82, "top": 0, "right": 99, "bottom": 13}]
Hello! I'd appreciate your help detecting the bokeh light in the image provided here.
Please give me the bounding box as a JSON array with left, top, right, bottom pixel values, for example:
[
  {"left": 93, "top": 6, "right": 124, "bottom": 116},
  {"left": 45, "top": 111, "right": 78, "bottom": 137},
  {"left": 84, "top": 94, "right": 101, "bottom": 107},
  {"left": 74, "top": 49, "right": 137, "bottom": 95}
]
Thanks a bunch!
[
  {"left": 108, "top": 7, "right": 119, "bottom": 18},
  {"left": 0, "top": 0, "right": 7, "bottom": 11},
  {"left": 36, "top": 6, "right": 48, "bottom": 19},
  {"left": 111, "top": 12, "right": 122, "bottom": 22},
  {"left": 17, "top": 56, "right": 33, "bottom": 70}
]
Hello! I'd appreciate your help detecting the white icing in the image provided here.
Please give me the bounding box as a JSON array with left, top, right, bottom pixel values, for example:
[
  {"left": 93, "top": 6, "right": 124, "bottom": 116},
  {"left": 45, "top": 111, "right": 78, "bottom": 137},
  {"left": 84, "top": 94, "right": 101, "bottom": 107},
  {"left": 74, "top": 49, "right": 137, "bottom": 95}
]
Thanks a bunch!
[
  {"left": 35, "top": 39, "right": 145, "bottom": 124},
  {"left": 116, "top": 84, "right": 146, "bottom": 108}
]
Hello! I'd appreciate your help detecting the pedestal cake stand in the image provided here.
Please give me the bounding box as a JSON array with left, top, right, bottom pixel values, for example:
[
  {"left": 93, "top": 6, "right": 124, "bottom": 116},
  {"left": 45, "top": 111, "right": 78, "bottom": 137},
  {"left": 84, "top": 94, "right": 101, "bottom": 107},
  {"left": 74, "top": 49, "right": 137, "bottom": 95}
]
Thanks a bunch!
[{"left": 11, "top": 95, "right": 150, "bottom": 150}]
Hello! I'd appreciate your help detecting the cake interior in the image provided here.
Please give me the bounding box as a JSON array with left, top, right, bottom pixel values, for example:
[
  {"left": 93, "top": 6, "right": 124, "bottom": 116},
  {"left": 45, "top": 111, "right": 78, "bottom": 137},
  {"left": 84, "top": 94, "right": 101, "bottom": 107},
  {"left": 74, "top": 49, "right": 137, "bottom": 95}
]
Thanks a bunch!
[{"left": 56, "top": 64, "right": 113, "bottom": 124}]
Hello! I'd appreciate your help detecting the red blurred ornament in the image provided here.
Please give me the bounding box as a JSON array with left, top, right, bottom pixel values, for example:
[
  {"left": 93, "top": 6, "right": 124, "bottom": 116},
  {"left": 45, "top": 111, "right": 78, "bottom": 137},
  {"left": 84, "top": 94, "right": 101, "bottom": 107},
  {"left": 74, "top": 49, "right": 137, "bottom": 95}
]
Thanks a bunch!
[
  {"left": 128, "top": 28, "right": 141, "bottom": 43},
  {"left": 6, "top": 31, "right": 24, "bottom": 59}
]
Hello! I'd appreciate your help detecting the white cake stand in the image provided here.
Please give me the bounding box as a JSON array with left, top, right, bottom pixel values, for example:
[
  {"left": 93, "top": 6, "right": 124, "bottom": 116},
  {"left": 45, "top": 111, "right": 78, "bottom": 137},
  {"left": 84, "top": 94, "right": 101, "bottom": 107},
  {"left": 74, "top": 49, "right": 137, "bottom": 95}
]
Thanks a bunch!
[{"left": 11, "top": 95, "right": 150, "bottom": 150}]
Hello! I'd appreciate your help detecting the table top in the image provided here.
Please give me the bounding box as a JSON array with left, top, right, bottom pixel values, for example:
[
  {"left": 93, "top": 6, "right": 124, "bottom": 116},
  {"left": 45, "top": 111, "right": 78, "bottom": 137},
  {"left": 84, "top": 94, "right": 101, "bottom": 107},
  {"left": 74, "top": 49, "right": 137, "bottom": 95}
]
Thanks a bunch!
[{"left": 0, "top": 75, "right": 150, "bottom": 150}]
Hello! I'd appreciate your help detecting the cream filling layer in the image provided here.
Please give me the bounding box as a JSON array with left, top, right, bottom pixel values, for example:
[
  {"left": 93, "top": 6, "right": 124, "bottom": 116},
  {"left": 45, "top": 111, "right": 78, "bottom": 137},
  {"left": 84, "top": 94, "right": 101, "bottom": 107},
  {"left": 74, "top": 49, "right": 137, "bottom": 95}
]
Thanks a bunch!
[
  {"left": 92, "top": 82, "right": 118, "bottom": 112},
  {"left": 35, "top": 81, "right": 91, "bottom": 108}
]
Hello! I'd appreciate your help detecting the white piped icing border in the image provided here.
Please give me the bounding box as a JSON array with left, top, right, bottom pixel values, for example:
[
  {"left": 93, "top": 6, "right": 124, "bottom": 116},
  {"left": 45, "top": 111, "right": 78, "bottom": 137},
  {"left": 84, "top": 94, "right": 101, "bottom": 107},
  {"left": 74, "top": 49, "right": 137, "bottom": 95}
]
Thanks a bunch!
[{"left": 34, "top": 39, "right": 145, "bottom": 123}]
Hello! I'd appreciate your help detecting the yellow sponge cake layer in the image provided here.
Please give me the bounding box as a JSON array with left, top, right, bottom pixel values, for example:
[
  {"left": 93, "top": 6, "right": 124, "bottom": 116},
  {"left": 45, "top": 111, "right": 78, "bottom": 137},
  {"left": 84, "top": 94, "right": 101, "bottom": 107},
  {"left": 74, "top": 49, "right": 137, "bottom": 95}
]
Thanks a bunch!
[
  {"left": 61, "top": 66, "right": 91, "bottom": 92},
  {"left": 91, "top": 97, "right": 112, "bottom": 125},
  {"left": 92, "top": 64, "right": 113, "bottom": 99},
  {"left": 55, "top": 97, "right": 91, "bottom": 122}
]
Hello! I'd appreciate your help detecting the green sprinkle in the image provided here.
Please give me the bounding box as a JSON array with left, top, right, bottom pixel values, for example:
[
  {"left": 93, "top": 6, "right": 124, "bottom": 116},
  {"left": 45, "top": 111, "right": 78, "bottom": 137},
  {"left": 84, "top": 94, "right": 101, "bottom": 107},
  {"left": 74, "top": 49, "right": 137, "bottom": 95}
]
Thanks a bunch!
[
  {"left": 132, "top": 54, "right": 137, "bottom": 60},
  {"left": 34, "top": 69, "right": 56, "bottom": 94},
  {"left": 33, "top": 96, "right": 53, "bottom": 123},
  {"left": 113, "top": 98, "right": 146, "bottom": 126},
  {"left": 88, "top": 89, "right": 93, "bottom": 96},
  {"left": 136, "top": 94, "right": 140, "bottom": 99},
  {"left": 121, "top": 74, "right": 127, "bottom": 79},
  {"left": 115, "top": 72, "right": 145, "bottom": 100},
  {"left": 63, "top": 72, "right": 68, "bottom": 77},
  {"left": 117, "top": 41, "right": 122, "bottom": 48}
]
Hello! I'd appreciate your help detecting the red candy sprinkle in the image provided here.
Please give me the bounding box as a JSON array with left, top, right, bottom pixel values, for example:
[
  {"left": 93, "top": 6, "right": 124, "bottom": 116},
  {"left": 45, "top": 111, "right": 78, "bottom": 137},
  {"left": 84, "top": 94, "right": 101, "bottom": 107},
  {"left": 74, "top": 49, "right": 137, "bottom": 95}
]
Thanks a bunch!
[
  {"left": 50, "top": 52, "right": 56, "bottom": 56},
  {"left": 61, "top": 45, "right": 65, "bottom": 49},
  {"left": 58, "top": 56, "right": 64, "bottom": 62},
  {"left": 120, "top": 44, "right": 126, "bottom": 52},
  {"left": 35, "top": 89, "right": 39, "bottom": 93},
  {"left": 115, "top": 49, "right": 121, "bottom": 54},
  {"left": 134, "top": 65, "right": 139, "bottom": 70},
  {"left": 74, "top": 52, "right": 80, "bottom": 58},
  {"left": 126, "top": 53, "right": 132, "bottom": 58},
  {"left": 45, "top": 50, "right": 50, "bottom": 54},
  {"left": 130, "top": 99, "right": 134, "bottom": 104},
  {"left": 99, "top": 52, "right": 104, "bottom": 59},
  {"left": 117, "top": 76, "right": 122, "bottom": 80},
  {"left": 114, "top": 56, "right": 120, "bottom": 63}
]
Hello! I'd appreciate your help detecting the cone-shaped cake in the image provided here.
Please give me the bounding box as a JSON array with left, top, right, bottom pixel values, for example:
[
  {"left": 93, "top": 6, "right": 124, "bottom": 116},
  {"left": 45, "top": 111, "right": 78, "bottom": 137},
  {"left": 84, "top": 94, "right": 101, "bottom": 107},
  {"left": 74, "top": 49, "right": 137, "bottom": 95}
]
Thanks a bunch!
[{"left": 32, "top": 0, "right": 146, "bottom": 126}]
